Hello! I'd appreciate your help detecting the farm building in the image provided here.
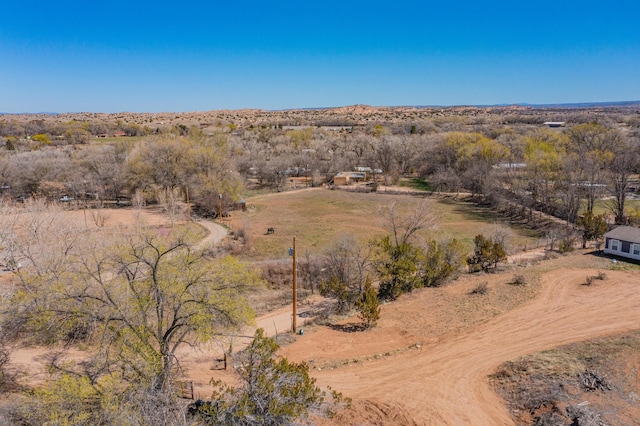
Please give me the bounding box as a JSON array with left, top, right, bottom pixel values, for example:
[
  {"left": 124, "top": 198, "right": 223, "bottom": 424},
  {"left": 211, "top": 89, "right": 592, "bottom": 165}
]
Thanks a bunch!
[
  {"left": 333, "top": 172, "right": 366, "bottom": 186},
  {"left": 603, "top": 226, "right": 640, "bottom": 261}
]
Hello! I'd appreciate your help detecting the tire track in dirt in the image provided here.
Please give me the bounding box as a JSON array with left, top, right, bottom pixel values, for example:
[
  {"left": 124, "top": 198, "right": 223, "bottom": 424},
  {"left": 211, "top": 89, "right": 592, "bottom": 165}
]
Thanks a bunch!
[{"left": 308, "top": 268, "right": 640, "bottom": 424}]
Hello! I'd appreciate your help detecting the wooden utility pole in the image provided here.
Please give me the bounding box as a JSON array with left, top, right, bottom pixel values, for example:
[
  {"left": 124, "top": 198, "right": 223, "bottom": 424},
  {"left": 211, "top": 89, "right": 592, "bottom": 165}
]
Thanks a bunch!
[
  {"left": 292, "top": 235, "right": 297, "bottom": 333},
  {"left": 218, "top": 194, "right": 223, "bottom": 223},
  {"left": 185, "top": 187, "right": 191, "bottom": 220}
]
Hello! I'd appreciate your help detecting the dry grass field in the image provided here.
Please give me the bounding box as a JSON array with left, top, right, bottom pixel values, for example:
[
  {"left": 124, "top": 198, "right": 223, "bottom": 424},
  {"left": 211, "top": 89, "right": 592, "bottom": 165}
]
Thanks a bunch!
[{"left": 231, "top": 187, "right": 543, "bottom": 260}]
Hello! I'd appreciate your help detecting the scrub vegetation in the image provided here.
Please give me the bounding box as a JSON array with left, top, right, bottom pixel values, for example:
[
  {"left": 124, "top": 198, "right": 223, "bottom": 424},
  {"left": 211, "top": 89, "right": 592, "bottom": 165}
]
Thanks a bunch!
[{"left": 0, "top": 104, "right": 639, "bottom": 424}]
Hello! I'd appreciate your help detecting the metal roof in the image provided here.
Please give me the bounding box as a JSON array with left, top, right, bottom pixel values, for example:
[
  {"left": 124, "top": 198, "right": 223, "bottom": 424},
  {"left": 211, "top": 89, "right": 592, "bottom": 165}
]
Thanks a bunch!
[{"left": 604, "top": 226, "right": 640, "bottom": 243}]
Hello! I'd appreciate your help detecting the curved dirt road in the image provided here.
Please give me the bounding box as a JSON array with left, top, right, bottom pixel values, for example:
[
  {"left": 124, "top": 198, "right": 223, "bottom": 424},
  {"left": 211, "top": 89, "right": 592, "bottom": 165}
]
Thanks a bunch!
[
  {"left": 291, "top": 267, "right": 640, "bottom": 424},
  {"left": 193, "top": 218, "right": 228, "bottom": 250}
]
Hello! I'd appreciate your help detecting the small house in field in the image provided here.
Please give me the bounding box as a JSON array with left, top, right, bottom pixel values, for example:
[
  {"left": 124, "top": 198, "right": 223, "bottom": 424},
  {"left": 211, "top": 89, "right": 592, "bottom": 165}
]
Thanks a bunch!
[
  {"left": 603, "top": 226, "right": 640, "bottom": 260},
  {"left": 333, "top": 172, "right": 366, "bottom": 186}
]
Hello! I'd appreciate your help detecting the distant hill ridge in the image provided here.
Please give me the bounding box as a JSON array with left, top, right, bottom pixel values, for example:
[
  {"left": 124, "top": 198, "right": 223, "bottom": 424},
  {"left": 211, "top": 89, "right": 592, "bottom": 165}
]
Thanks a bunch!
[{"left": 3, "top": 100, "right": 640, "bottom": 115}]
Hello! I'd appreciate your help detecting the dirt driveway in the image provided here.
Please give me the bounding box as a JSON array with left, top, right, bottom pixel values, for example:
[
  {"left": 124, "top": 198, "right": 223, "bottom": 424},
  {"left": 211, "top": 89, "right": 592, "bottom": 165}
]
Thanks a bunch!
[{"left": 278, "top": 261, "right": 640, "bottom": 425}]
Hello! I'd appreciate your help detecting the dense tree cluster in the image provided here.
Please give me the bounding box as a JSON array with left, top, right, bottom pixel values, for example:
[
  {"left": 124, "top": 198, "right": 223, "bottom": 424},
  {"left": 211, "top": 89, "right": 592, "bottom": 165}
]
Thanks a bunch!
[{"left": 2, "top": 106, "right": 639, "bottom": 225}]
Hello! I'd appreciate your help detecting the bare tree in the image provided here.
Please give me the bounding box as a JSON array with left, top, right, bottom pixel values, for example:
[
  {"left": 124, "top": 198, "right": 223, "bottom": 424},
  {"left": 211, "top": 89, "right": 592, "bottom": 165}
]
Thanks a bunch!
[
  {"left": 320, "top": 235, "right": 370, "bottom": 310},
  {"left": 566, "top": 124, "right": 618, "bottom": 215},
  {"left": 156, "top": 186, "right": 183, "bottom": 227},
  {"left": 606, "top": 135, "right": 639, "bottom": 224},
  {"left": 379, "top": 200, "right": 437, "bottom": 246},
  {"left": 488, "top": 222, "right": 515, "bottom": 254}
]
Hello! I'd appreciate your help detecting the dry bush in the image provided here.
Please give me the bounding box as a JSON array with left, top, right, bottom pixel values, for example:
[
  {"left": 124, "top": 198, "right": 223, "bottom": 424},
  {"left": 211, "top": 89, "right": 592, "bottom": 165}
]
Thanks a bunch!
[
  {"left": 508, "top": 271, "right": 541, "bottom": 287},
  {"left": 583, "top": 272, "right": 607, "bottom": 286},
  {"left": 515, "top": 377, "right": 567, "bottom": 413},
  {"left": 544, "top": 251, "right": 560, "bottom": 261},
  {"left": 566, "top": 404, "right": 606, "bottom": 426},
  {"left": 559, "top": 234, "right": 578, "bottom": 253},
  {"left": 261, "top": 261, "right": 292, "bottom": 289},
  {"left": 91, "top": 209, "right": 108, "bottom": 227},
  {"left": 510, "top": 274, "right": 527, "bottom": 286},
  {"left": 0, "top": 345, "right": 20, "bottom": 393},
  {"left": 469, "top": 281, "right": 488, "bottom": 295},
  {"left": 534, "top": 409, "right": 567, "bottom": 426}
]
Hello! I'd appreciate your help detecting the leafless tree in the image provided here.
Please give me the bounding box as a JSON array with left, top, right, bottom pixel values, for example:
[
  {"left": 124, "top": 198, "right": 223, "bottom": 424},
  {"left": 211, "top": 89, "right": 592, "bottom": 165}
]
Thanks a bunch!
[
  {"left": 156, "top": 186, "right": 183, "bottom": 227},
  {"left": 606, "top": 134, "right": 639, "bottom": 224},
  {"left": 379, "top": 200, "right": 438, "bottom": 246},
  {"left": 322, "top": 235, "right": 370, "bottom": 295},
  {"left": 567, "top": 124, "right": 618, "bottom": 215}
]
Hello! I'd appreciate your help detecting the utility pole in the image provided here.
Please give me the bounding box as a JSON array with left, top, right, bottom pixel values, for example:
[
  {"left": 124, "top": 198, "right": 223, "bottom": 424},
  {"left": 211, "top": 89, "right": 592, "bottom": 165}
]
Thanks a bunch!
[
  {"left": 218, "top": 193, "right": 223, "bottom": 223},
  {"left": 185, "top": 187, "right": 191, "bottom": 220},
  {"left": 291, "top": 236, "right": 297, "bottom": 333}
]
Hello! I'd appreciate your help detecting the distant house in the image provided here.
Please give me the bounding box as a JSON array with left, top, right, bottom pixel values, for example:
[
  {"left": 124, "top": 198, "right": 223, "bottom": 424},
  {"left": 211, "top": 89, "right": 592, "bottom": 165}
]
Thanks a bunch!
[
  {"left": 494, "top": 162, "right": 527, "bottom": 169},
  {"left": 603, "top": 226, "right": 640, "bottom": 261},
  {"left": 355, "top": 166, "right": 372, "bottom": 173},
  {"left": 543, "top": 122, "right": 566, "bottom": 128},
  {"left": 333, "top": 172, "right": 367, "bottom": 186}
]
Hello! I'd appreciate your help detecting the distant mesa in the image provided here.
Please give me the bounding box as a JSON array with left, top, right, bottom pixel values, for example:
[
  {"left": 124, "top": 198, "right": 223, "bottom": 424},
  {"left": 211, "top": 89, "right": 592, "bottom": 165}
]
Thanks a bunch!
[{"left": 3, "top": 100, "right": 640, "bottom": 116}]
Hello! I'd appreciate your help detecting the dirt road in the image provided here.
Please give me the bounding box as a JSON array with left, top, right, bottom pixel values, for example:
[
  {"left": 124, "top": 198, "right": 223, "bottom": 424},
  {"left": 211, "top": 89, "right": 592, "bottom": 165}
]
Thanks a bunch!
[
  {"left": 280, "top": 266, "right": 640, "bottom": 425},
  {"left": 193, "top": 218, "right": 228, "bottom": 250}
]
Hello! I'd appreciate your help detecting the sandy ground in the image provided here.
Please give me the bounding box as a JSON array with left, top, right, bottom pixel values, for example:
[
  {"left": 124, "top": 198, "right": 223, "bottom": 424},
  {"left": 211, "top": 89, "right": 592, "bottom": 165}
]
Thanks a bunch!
[{"left": 276, "top": 261, "right": 640, "bottom": 425}]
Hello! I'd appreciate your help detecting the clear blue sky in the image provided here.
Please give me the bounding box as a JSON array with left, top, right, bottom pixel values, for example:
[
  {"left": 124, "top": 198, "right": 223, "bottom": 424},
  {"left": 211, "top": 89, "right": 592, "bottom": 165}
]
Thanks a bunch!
[{"left": 1, "top": 1, "right": 639, "bottom": 113}]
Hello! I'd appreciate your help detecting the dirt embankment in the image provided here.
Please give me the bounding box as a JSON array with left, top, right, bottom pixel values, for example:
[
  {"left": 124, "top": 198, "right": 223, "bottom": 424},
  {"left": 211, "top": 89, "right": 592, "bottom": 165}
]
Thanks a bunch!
[{"left": 275, "top": 254, "right": 640, "bottom": 425}]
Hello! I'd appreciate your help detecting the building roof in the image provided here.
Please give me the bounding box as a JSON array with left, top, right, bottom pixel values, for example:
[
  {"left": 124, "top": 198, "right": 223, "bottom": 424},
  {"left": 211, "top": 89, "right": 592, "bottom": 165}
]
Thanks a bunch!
[
  {"left": 605, "top": 226, "right": 640, "bottom": 243},
  {"left": 334, "top": 172, "right": 366, "bottom": 179}
]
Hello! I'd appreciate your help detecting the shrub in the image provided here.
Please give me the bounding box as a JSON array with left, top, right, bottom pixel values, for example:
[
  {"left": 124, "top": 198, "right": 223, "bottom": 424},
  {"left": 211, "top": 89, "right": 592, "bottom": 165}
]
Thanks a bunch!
[
  {"left": 469, "top": 281, "right": 489, "bottom": 295},
  {"left": 357, "top": 277, "right": 380, "bottom": 328},
  {"left": 583, "top": 272, "right": 607, "bottom": 286},
  {"left": 558, "top": 234, "right": 577, "bottom": 253},
  {"left": 467, "top": 234, "right": 507, "bottom": 272},
  {"left": 195, "top": 329, "right": 339, "bottom": 425},
  {"left": 510, "top": 274, "right": 527, "bottom": 286}
]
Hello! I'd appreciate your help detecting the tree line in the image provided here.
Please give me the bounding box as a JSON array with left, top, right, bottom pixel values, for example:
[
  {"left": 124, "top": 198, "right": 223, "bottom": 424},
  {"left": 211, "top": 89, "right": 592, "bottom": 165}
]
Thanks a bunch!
[{"left": 2, "top": 110, "right": 639, "bottom": 226}]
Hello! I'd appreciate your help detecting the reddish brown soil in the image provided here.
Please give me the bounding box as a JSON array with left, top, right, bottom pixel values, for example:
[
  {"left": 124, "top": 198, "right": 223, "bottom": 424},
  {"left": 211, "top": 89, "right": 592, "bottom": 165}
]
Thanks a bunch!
[{"left": 272, "top": 254, "right": 640, "bottom": 425}]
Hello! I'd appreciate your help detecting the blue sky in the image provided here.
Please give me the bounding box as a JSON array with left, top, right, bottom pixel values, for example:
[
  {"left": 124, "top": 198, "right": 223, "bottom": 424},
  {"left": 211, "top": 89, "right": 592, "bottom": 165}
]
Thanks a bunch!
[{"left": 1, "top": 1, "right": 639, "bottom": 113}]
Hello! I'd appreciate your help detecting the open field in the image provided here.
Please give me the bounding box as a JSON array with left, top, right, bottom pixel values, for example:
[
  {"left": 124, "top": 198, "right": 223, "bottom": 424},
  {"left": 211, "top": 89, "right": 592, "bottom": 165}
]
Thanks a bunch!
[
  {"left": 232, "top": 187, "right": 544, "bottom": 259},
  {"left": 587, "top": 198, "right": 640, "bottom": 217}
]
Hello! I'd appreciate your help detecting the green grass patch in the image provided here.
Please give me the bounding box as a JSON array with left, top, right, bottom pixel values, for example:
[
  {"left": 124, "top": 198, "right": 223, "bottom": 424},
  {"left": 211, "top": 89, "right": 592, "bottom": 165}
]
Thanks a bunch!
[
  {"left": 398, "top": 178, "right": 436, "bottom": 192},
  {"left": 579, "top": 199, "right": 640, "bottom": 216},
  {"left": 90, "top": 136, "right": 147, "bottom": 146}
]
